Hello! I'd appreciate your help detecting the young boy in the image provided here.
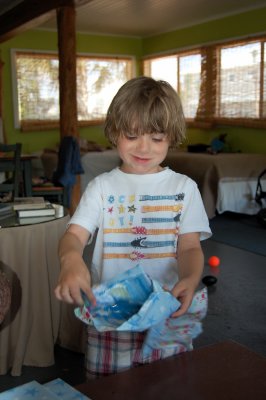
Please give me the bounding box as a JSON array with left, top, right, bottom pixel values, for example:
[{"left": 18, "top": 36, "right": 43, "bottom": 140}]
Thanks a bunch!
[{"left": 55, "top": 76, "right": 211, "bottom": 378}]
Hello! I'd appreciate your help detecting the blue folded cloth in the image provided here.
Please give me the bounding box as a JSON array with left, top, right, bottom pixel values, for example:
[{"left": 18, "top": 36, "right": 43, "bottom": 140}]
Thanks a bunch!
[{"left": 75, "top": 265, "right": 207, "bottom": 358}]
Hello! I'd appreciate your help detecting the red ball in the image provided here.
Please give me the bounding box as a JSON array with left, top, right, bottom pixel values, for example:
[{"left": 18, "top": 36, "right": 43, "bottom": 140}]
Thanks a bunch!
[{"left": 208, "top": 256, "right": 220, "bottom": 267}]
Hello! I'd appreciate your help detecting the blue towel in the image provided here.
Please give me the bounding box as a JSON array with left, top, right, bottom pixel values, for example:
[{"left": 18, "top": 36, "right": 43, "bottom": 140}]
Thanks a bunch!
[
  {"left": 53, "top": 136, "right": 84, "bottom": 188},
  {"left": 52, "top": 136, "right": 84, "bottom": 206}
]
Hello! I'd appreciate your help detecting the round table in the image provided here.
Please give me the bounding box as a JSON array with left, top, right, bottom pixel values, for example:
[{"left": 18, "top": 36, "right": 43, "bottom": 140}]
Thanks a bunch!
[{"left": 0, "top": 214, "right": 73, "bottom": 376}]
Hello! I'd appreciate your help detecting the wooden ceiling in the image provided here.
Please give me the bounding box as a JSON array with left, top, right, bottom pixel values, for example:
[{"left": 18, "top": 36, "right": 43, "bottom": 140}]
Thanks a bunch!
[
  {"left": 28, "top": 0, "right": 266, "bottom": 37},
  {"left": 1, "top": 0, "right": 266, "bottom": 41}
]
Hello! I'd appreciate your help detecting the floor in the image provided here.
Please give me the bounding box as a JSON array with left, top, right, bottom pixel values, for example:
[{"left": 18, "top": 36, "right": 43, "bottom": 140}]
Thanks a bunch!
[
  {"left": 0, "top": 212, "right": 265, "bottom": 392},
  {"left": 195, "top": 239, "right": 266, "bottom": 356}
]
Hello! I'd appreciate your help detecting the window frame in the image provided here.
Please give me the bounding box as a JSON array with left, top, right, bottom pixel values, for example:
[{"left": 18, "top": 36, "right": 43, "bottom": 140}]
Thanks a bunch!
[
  {"left": 142, "top": 34, "right": 266, "bottom": 129},
  {"left": 11, "top": 49, "right": 135, "bottom": 131},
  {"left": 143, "top": 49, "right": 202, "bottom": 121}
]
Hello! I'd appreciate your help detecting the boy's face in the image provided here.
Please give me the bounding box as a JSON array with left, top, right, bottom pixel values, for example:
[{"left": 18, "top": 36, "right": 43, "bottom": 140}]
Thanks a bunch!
[{"left": 117, "top": 132, "right": 170, "bottom": 174}]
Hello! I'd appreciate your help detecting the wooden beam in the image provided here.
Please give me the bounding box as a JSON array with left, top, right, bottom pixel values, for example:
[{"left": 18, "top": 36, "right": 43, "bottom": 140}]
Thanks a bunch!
[
  {"left": 57, "top": 5, "right": 78, "bottom": 139},
  {"left": 0, "top": 0, "right": 74, "bottom": 43},
  {"left": 0, "top": 0, "right": 94, "bottom": 43},
  {"left": 0, "top": 11, "right": 55, "bottom": 43},
  {"left": 57, "top": 4, "right": 80, "bottom": 214}
]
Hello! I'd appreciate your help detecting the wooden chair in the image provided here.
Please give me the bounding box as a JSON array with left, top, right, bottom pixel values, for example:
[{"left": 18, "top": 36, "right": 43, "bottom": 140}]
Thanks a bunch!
[
  {"left": 32, "top": 136, "right": 83, "bottom": 208},
  {"left": 0, "top": 143, "right": 22, "bottom": 202},
  {"left": 32, "top": 183, "right": 68, "bottom": 207}
]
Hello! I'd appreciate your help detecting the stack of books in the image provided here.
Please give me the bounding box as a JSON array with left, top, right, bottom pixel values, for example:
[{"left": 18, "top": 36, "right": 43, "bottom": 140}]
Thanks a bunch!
[
  {"left": 0, "top": 378, "right": 91, "bottom": 399},
  {"left": 13, "top": 197, "right": 56, "bottom": 218}
]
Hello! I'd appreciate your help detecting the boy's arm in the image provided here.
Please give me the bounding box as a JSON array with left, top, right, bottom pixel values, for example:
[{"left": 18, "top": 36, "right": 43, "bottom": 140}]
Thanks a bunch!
[
  {"left": 170, "top": 232, "right": 204, "bottom": 318},
  {"left": 54, "top": 224, "right": 96, "bottom": 306}
]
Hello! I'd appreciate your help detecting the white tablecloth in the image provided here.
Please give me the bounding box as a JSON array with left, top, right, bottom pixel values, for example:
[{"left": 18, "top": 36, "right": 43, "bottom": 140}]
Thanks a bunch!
[
  {"left": 217, "top": 178, "right": 266, "bottom": 215},
  {"left": 0, "top": 214, "right": 85, "bottom": 376},
  {"left": 81, "top": 149, "right": 121, "bottom": 193}
]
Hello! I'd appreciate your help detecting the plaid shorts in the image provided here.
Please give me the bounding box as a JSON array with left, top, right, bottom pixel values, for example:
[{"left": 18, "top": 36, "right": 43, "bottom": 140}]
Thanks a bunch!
[{"left": 84, "top": 326, "right": 186, "bottom": 380}]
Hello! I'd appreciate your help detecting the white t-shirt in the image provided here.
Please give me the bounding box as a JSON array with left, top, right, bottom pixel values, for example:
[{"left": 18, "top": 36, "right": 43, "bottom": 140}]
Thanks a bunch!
[{"left": 70, "top": 167, "right": 212, "bottom": 288}]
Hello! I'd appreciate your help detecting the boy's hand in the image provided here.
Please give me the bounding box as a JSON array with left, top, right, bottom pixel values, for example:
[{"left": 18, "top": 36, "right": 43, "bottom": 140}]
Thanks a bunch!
[
  {"left": 54, "top": 261, "right": 96, "bottom": 306},
  {"left": 170, "top": 278, "right": 195, "bottom": 318},
  {"left": 55, "top": 226, "right": 96, "bottom": 306}
]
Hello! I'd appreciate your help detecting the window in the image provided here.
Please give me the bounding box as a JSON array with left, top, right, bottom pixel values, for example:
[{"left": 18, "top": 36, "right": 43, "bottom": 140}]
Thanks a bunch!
[
  {"left": 217, "top": 41, "right": 262, "bottom": 119},
  {"left": 143, "top": 52, "right": 201, "bottom": 119},
  {"left": 143, "top": 36, "right": 266, "bottom": 128},
  {"left": 14, "top": 52, "right": 59, "bottom": 127},
  {"left": 179, "top": 54, "right": 201, "bottom": 119},
  {"left": 12, "top": 51, "right": 134, "bottom": 130},
  {"left": 77, "top": 56, "right": 132, "bottom": 122},
  {"left": 143, "top": 55, "right": 177, "bottom": 90}
]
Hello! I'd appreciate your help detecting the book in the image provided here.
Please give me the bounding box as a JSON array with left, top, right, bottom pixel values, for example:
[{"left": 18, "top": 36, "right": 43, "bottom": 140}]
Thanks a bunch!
[
  {"left": 13, "top": 196, "right": 46, "bottom": 211},
  {"left": 0, "top": 379, "right": 91, "bottom": 399},
  {"left": 18, "top": 215, "right": 56, "bottom": 225},
  {"left": 17, "top": 203, "right": 56, "bottom": 218}
]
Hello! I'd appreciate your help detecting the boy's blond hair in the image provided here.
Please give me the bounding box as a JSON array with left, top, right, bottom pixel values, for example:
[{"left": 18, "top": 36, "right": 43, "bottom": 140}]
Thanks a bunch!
[{"left": 104, "top": 76, "right": 186, "bottom": 147}]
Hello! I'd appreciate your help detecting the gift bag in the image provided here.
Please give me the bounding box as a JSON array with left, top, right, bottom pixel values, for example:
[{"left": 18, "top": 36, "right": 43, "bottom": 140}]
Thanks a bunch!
[{"left": 75, "top": 265, "right": 207, "bottom": 358}]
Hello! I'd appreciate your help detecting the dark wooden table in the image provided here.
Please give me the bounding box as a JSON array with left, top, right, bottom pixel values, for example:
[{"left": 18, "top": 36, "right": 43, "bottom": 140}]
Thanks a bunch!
[{"left": 76, "top": 340, "right": 266, "bottom": 400}]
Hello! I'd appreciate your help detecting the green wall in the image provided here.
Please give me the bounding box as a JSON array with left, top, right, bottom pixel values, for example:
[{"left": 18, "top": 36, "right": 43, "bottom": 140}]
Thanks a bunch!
[
  {"left": 1, "top": 7, "right": 266, "bottom": 154},
  {"left": 143, "top": 7, "right": 266, "bottom": 55}
]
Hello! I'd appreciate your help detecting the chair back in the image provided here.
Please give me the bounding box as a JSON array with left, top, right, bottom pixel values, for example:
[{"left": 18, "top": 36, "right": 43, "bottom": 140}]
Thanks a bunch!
[
  {"left": 0, "top": 143, "right": 22, "bottom": 201},
  {"left": 32, "top": 137, "right": 84, "bottom": 208}
]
